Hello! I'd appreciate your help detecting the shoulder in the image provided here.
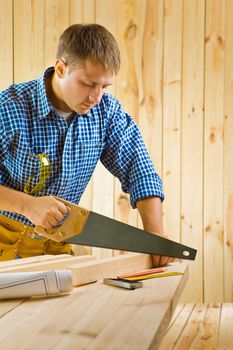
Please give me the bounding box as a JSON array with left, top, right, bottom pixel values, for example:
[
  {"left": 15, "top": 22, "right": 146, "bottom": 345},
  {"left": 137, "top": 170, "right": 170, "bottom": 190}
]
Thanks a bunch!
[
  {"left": 99, "top": 93, "right": 122, "bottom": 114},
  {"left": 0, "top": 79, "right": 37, "bottom": 108},
  {"left": 0, "top": 79, "right": 37, "bottom": 132}
]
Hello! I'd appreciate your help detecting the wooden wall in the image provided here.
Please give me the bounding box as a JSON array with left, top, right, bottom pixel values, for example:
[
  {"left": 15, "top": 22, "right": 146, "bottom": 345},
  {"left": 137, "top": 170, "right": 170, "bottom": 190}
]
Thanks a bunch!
[{"left": 0, "top": 0, "right": 232, "bottom": 303}]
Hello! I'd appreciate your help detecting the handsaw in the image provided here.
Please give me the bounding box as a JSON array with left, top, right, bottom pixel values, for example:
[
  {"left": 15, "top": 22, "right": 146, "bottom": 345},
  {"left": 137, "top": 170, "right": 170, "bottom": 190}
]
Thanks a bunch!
[{"left": 34, "top": 197, "right": 197, "bottom": 260}]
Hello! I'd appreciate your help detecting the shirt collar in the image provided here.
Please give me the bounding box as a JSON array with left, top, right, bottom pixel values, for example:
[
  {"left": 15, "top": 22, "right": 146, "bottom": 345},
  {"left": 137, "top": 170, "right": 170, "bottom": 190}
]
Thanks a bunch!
[{"left": 36, "top": 67, "right": 54, "bottom": 119}]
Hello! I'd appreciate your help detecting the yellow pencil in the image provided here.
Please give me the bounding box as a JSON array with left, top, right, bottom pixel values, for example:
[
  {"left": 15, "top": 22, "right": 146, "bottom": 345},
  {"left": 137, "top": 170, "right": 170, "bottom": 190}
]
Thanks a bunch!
[{"left": 122, "top": 271, "right": 184, "bottom": 281}]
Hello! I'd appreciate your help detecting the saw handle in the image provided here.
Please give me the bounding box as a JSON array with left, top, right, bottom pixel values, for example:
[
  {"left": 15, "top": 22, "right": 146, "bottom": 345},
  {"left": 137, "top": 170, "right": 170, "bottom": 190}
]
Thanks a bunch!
[{"left": 34, "top": 197, "right": 90, "bottom": 242}]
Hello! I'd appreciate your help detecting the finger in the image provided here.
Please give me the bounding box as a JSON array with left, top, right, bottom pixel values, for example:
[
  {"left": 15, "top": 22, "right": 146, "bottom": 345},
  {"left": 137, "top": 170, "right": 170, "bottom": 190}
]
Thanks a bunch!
[
  {"left": 47, "top": 216, "right": 60, "bottom": 227},
  {"left": 57, "top": 201, "right": 70, "bottom": 215},
  {"left": 53, "top": 210, "right": 66, "bottom": 222},
  {"left": 158, "top": 256, "right": 170, "bottom": 266},
  {"left": 159, "top": 256, "right": 175, "bottom": 266},
  {"left": 40, "top": 219, "right": 53, "bottom": 230},
  {"left": 152, "top": 255, "right": 161, "bottom": 267}
]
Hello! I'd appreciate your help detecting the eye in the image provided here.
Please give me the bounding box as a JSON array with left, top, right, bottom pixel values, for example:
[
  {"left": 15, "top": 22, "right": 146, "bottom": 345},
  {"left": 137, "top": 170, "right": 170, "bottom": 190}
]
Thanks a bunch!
[{"left": 82, "top": 82, "right": 93, "bottom": 88}]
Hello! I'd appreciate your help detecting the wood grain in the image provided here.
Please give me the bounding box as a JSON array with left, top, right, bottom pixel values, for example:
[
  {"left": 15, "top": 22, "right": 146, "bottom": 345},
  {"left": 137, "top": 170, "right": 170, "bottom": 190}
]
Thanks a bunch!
[
  {"left": 180, "top": 0, "right": 205, "bottom": 303},
  {"left": 204, "top": 0, "right": 225, "bottom": 302},
  {"left": 163, "top": 0, "right": 182, "bottom": 242},
  {"left": 0, "top": 261, "right": 188, "bottom": 350},
  {"left": 0, "top": 0, "right": 232, "bottom": 303},
  {"left": 160, "top": 303, "right": 233, "bottom": 349},
  {"left": 0, "top": 0, "right": 13, "bottom": 90},
  {"left": 224, "top": 0, "right": 233, "bottom": 302}
]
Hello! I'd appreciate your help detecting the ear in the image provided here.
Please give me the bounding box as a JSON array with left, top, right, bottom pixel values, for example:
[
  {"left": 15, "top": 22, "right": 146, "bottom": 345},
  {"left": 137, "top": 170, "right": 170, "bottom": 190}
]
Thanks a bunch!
[{"left": 54, "top": 59, "right": 67, "bottom": 78}]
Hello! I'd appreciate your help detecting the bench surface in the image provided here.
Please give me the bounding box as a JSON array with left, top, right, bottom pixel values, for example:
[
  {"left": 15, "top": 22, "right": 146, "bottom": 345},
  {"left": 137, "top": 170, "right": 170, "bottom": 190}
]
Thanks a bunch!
[{"left": 0, "top": 256, "right": 188, "bottom": 350}]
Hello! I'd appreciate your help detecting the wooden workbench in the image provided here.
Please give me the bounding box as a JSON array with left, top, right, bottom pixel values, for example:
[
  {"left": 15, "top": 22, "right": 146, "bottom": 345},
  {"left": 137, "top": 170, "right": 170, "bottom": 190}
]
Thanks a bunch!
[{"left": 0, "top": 256, "right": 188, "bottom": 350}]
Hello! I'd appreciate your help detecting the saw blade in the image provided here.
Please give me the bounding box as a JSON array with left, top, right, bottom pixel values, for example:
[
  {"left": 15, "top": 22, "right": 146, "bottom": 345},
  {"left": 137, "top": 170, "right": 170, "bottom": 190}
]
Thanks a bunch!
[{"left": 63, "top": 211, "right": 197, "bottom": 260}]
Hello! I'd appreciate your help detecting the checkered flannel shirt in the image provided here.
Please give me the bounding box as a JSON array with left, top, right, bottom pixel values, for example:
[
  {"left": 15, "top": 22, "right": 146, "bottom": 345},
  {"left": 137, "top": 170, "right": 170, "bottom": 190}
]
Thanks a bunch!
[{"left": 0, "top": 67, "right": 164, "bottom": 226}]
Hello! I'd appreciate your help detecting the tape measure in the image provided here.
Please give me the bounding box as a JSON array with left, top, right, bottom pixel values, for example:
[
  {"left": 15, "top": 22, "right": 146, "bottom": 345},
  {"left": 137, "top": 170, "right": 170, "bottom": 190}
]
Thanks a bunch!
[{"left": 24, "top": 153, "right": 50, "bottom": 195}]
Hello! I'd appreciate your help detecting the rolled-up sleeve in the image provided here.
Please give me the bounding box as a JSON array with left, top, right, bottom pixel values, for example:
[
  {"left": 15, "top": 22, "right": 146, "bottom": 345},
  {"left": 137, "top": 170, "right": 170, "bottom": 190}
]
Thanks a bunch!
[{"left": 100, "top": 98, "right": 164, "bottom": 208}]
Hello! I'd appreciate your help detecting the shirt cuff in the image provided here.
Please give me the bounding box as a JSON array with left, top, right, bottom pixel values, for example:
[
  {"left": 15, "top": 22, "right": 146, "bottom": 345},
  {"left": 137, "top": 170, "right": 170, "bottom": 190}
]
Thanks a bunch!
[{"left": 129, "top": 174, "right": 164, "bottom": 209}]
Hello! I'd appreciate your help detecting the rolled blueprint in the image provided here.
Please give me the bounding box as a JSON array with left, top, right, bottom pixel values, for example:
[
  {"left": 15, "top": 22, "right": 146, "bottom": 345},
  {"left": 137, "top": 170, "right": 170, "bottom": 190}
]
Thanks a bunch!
[{"left": 0, "top": 270, "right": 73, "bottom": 299}]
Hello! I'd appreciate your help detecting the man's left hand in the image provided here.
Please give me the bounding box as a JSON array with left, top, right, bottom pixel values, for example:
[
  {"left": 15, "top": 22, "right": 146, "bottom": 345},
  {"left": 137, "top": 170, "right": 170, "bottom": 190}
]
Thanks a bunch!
[{"left": 152, "top": 254, "right": 175, "bottom": 267}]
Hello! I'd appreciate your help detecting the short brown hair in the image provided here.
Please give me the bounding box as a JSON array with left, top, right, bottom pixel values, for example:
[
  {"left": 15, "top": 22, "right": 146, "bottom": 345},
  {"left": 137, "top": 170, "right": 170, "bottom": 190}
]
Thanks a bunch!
[{"left": 56, "top": 24, "right": 121, "bottom": 74}]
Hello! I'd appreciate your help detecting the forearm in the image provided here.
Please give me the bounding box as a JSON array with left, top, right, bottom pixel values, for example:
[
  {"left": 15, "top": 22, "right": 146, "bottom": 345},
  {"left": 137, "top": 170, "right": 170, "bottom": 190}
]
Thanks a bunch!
[
  {"left": 0, "top": 184, "right": 30, "bottom": 216},
  {"left": 0, "top": 185, "right": 69, "bottom": 228},
  {"left": 136, "top": 196, "right": 163, "bottom": 235}
]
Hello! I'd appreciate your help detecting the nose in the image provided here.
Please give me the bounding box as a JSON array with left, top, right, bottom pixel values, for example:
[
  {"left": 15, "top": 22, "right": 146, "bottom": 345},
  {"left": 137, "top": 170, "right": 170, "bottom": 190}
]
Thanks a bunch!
[{"left": 89, "top": 87, "right": 103, "bottom": 104}]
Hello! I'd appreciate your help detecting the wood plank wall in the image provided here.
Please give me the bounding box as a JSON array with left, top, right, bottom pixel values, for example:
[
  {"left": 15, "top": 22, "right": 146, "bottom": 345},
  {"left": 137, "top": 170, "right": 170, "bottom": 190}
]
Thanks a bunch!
[{"left": 0, "top": 0, "right": 232, "bottom": 303}]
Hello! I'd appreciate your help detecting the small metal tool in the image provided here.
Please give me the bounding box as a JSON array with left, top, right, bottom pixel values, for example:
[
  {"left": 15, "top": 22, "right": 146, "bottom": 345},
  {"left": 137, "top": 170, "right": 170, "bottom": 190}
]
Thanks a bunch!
[{"left": 103, "top": 278, "right": 143, "bottom": 290}]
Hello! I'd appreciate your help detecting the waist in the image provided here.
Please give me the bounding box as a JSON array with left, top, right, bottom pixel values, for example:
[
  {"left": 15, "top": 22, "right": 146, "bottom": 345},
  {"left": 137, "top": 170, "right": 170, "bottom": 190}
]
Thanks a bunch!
[{"left": 0, "top": 213, "right": 45, "bottom": 240}]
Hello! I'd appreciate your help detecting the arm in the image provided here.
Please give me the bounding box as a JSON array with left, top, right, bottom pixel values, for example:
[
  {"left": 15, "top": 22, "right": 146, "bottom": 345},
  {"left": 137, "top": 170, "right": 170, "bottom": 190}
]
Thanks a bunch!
[
  {"left": 136, "top": 196, "right": 175, "bottom": 267},
  {"left": 0, "top": 185, "right": 69, "bottom": 229}
]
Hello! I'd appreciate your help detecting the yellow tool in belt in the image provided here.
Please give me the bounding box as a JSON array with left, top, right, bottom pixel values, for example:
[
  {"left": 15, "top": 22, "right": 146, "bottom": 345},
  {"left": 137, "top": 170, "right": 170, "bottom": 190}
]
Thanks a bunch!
[{"left": 24, "top": 154, "right": 50, "bottom": 195}]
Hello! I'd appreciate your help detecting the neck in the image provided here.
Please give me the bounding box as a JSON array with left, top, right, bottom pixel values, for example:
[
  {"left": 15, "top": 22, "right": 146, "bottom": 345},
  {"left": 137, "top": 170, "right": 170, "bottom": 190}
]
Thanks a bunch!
[{"left": 45, "top": 74, "right": 72, "bottom": 113}]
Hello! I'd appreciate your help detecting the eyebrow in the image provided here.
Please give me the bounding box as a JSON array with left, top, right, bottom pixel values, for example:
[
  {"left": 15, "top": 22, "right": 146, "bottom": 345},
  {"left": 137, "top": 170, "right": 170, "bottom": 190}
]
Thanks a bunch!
[{"left": 82, "top": 79, "right": 113, "bottom": 87}]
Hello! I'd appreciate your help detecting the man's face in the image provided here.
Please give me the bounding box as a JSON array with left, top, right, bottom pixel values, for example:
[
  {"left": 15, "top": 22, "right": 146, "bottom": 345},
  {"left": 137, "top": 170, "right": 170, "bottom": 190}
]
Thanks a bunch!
[{"left": 55, "top": 59, "right": 114, "bottom": 114}]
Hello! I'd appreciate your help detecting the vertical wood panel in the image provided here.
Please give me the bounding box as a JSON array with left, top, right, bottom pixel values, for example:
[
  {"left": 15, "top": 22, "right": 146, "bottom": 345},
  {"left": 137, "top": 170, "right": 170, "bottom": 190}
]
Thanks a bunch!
[
  {"left": 44, "top": 0, "right": 69, "bottom": 68},
  {"left": 0, "top": 0, "right": 13, "bottom": 89},
  {"left": 69, "top": 0, "right": 95, "bottom": 25},
  {"left": 139, "top": 0, "right": 163, "bottom": 182},
  {"left": 114, "top": 0, "right": 139, "bottom": 228},
  {"left": 14, "top": 0, "right": 44, "bottom": 82},
  {"left": 163, "top": 0, "right": 182, "bottom": 241},
  {"left": 224, "top": 0, "right": 233, "bottom": 301},
  {"left": 181, "top": 0, "right": 205, "bottom": 302},
  {"left": 136, "top": 0, "right": 164, "bottom": 230},
  {"left": 204, "top": 0, "right": 225, "bottom": 302}
]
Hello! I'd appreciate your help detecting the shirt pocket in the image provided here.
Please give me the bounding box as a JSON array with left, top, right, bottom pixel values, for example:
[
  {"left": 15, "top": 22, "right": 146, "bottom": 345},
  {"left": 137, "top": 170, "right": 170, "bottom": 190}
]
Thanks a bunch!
[{"left": 4, "top": 142, "right": 40, "bottom": 189}]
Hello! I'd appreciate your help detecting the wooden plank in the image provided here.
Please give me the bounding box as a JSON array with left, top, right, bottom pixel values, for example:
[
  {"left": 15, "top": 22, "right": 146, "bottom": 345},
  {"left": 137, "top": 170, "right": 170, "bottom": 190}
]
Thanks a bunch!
[
  {"left": 138, "top": 0, "right": 163, "bottom": 176},
  {"left": 0, "top": 0, "right": 13, "bottom": 90},
  {"left": 180, "top": 0, "right": 205, "bottom": 303},
  {"left": 159, "top": 303, "right": 195, "bottom": 350},
  {"left": 0, "top": 254, "right": 71, "bottom": 269},
  {"left": 44, "top": 0, "right": 69, "bottom": 68},
  {"left": 89, "top": 265, "right": 188, "bottom": 350},
  {"left": 69, "top": 0, "right": 95, "bottom": 25},
  {"left": 0, "top": 263, "right": 188, "bottom": 350},
  {"left": 172, "top": 303, "right": 221, "bottom": 349},
  {"left": 218, "top": 303, "right": 233, "bottom": 348},
  {"left": 135, "top": 0, "right": 163, "bottom": 232},
  {"left": 204, "top": 0, "right": 225, "bottom": 302},
  {"left": 14, "top": 0, "right": 44, "bottom": 82},
  {"left": 0, "top": 255, "right": 96, "bottom": 273},
  {"left": 70, "top": 253, "right": 153, "bottom": 286},
  {"left": 224, "top": 0, "right": 233, "bottom": 302},
  {"left": 163, "top": 0, "right": 182, "bottom": 241},
  {"left": 114, "top": 0, "right": 139, "bottom": 230},
  {"left": 0, "top": 300, "right": 25, "bottom": 318}
]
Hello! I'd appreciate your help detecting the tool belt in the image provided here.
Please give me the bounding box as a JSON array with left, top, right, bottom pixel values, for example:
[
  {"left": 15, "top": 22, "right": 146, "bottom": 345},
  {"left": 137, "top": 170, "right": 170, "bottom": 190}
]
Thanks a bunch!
[{"left": 0, "top": 214, "right": 71, "bottom": 261}]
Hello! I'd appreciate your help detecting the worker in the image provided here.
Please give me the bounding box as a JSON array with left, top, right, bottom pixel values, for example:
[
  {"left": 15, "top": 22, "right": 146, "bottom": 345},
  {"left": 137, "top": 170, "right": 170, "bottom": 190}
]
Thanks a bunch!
[{"left": 0, "top": 23, "right": 174, "bottom": 266}]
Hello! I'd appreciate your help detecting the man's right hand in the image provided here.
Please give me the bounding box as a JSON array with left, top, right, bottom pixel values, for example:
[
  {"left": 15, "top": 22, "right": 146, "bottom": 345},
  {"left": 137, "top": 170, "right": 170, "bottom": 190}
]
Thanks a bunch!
[{"left": 23, "top": 195, "right": 70, "bottom": 229}]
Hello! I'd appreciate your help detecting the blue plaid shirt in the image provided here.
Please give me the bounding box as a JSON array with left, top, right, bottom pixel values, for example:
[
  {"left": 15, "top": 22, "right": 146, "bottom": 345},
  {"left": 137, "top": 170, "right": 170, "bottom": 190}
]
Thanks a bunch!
[{"left": 0, "top": 67, "right": 164, "bottom": 226}]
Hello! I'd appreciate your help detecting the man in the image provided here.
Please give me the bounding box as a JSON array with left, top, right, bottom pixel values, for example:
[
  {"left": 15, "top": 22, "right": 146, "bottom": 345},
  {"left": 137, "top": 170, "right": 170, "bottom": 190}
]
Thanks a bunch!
[{"left": 0, "top": 24, "right": 174, "bottom": 266}]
